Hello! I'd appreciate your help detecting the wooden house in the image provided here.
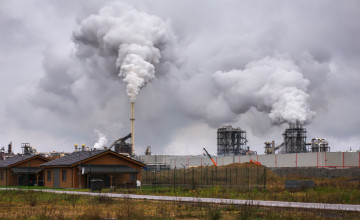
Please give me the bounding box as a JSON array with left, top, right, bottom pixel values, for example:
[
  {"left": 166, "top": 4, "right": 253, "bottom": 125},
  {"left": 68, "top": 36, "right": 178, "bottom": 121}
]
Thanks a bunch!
[
  {"left": 0, "top": 155, "right": 50, "bottom": 186},
  {"left": 39, "top": 149, "right": 145, "bottom": 188}
]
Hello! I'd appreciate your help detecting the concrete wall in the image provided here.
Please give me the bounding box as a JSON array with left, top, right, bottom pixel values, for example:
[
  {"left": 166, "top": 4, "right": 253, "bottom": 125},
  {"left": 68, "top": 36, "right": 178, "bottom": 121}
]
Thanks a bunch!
[{"left": 139, "top": 152, "right": 360, "bottom": 169}]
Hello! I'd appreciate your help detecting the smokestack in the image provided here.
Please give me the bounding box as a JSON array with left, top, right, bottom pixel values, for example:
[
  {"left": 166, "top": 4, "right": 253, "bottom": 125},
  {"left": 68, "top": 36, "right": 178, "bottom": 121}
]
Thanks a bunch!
[
  {"left": 130, "top": 102, "right": 135, "bottom": 155},
  {"left": 8, "top": 142, "right": 12, "bottom": 154}
]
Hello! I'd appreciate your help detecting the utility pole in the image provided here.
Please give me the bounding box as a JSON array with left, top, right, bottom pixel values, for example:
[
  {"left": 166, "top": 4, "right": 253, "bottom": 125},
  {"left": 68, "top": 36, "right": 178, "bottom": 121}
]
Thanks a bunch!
[{"left": 75, "top": 144, "right": 81, "bottom": 189}]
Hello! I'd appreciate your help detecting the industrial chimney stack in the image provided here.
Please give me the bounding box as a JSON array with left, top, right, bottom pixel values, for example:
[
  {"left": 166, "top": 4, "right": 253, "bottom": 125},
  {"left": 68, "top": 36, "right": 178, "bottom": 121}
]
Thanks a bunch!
[{"left": 130, "top": 102, "right": 135, "bottom": 155}]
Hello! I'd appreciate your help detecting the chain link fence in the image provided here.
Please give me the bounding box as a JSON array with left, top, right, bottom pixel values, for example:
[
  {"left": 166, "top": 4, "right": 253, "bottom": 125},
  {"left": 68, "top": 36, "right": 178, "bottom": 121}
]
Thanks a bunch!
[{"left": 142, "top": 165, "right": 266, "bottom": 190}]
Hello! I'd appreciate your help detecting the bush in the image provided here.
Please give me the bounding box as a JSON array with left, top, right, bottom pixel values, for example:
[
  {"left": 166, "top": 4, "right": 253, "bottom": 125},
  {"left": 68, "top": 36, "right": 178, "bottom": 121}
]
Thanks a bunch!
[{"left": 207, "top": 209, "right": 221, "bottom": 220}]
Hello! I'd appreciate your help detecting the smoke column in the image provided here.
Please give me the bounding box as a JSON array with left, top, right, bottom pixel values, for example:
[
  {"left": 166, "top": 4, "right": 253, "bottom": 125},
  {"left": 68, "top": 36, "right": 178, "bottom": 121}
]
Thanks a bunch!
[
  {"left": 73, "top": 2, "right": 174, "bottom": 154},
  {"left": 93, "top": 130, "right": 108, "bottom": 149},
  {"left": 212, "top": 56, "right": 315, "bottom": 125},
  {"left": 73, "top": 2, "right": 173, "bottom": 101}
]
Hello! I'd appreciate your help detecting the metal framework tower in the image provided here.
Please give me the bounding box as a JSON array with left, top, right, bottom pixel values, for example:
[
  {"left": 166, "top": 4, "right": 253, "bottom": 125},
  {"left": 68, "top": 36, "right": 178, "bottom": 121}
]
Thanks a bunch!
[
  {"left": 282, "top": 124, "right": 307, "bottom": 153},
  {"left": 217, "top": 125, "right": 247, "bottom": 156}
]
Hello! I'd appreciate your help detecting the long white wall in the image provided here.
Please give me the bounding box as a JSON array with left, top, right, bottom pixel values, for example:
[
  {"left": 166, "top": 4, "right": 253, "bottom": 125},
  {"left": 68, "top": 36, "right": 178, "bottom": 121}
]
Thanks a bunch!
[{"left": 139, "top": 152, "right": 360, "bottom": 169}]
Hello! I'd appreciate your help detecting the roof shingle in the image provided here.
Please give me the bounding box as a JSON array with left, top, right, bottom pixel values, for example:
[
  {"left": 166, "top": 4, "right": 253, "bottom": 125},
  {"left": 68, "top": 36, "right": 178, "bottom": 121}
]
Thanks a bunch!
[
  {"left": 40, "top": 150, "right": 107, "bottom": 167},
  {"left": 0, "top": 155, "right": 37, "bottom": 168}
]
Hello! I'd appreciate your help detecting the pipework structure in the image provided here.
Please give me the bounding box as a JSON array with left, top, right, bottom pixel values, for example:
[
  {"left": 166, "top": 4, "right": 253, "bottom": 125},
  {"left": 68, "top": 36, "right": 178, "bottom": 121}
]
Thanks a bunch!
[
  {"left": 282, "top": 124, "right": 307, "bottom": 153},
  {"left": 217, "top": 125, "right": 247, "bottom": 156},
  {"left": 311, "top": 138, "right": 330, "bottom": 152}
]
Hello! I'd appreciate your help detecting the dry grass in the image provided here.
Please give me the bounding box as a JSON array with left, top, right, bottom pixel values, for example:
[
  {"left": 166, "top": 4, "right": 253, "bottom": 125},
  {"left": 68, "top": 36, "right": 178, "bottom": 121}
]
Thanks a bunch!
[
  {"left": 0, "top": 190, "right": 359, "bottom": 219},
  {"left": 139, "top": 163, "right": 360, "bottom": 205}
]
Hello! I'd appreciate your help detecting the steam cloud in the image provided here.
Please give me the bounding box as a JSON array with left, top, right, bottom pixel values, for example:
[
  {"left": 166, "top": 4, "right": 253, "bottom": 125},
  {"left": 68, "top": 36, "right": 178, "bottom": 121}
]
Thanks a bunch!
[
  {"left": 212, "top": 56, "right": 316, "bottom": 125},
  {"left": 93, "top": 130, "right": 108, "bottom": 149},
  {"left": 62, "top": 2, "right": 317, "bottom": 130},
  {"left": 73, "top": 2, "right": 174, "bottom": 102},
  {"left": 3, "top": 1, "right": 359, "bottom": 154}
]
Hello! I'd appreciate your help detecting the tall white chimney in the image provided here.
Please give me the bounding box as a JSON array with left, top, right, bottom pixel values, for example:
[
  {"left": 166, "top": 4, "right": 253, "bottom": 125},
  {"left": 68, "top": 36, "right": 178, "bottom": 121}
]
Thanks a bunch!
[{"left": 130, "top": 102, "right": 135, "bottom": 155}]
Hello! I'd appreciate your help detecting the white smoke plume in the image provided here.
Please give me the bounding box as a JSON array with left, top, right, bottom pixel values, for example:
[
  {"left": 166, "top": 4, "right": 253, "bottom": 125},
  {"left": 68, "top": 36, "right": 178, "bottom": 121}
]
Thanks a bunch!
[
  {"left": 212, "top": 56, "right": 316, "bottom": 125},
  {"left": 73, "top": 2, "right": 174, "bottom": 102},
  {"left": 3, "top": 1, "right": 360, "bottom": 155},
  {"left": 93, "top": 130, "right": 108, "bottom": 149}
]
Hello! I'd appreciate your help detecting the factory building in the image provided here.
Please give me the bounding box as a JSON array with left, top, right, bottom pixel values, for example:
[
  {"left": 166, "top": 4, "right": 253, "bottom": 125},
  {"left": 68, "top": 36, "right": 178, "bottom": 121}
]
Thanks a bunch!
[
  {"left": 264, "top": 124, "right": 331, "bottom": 154},
  {"left": 40, "top": 149, "right": 145, "bottom": 189},
  {"left": 217, "top": 125, "right": 248, "bottom": 156},
  {"left": 139, "top": 124, "right": 347, "bottom": 170},
  {"left": 282, "top": 124, "right": 308, "bottom": 153},
  {"left": 0, "top": 142, "right": 14, "bottom": 160}
]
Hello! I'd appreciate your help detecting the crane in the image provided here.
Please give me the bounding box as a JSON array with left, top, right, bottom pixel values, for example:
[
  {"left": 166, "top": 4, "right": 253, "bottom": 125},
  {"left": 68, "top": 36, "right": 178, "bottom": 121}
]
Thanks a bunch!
[{"left": 203, "top": 148, "right": 217, "bottom": 166}]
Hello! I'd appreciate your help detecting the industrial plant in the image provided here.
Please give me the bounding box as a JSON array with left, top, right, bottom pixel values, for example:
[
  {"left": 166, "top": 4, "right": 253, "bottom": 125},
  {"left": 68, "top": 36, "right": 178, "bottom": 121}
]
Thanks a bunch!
[
  {"left": 139, "top": 123, "right": 359, "bottom": 171},
  {"left": 217, "top": 125, "right": 248, "bottom": 156},
  {"left": 0, "top": 99, "right": 356, "bottom": 175}
]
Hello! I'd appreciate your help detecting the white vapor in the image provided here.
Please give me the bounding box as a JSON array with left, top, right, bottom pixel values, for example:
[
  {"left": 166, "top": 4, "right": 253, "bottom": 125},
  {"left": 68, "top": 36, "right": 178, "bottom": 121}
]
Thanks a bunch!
[
  {"left": 93, "top": 130, "right": 108, "bottom": 149},
  {"left": 73, "top": 2, "right": 175, "bottom": 102},
  {"left": 2, "top": 1, "right": 360, "bottom": 155},
  {"left": 212, "top": 56, "right": 315, "bottom": 125}
]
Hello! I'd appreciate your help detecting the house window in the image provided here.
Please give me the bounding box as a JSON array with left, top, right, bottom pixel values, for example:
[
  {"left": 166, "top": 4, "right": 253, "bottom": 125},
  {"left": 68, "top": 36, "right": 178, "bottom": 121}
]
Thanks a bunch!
[
  {"left": 0, "top": 171, "right": 3, "bottom": 181},
  {"left": 47, "top": 170, "right": 51, "bottom": 182},
  {"left": 62, "top": 170, "right": 67, "bottom": 182}
]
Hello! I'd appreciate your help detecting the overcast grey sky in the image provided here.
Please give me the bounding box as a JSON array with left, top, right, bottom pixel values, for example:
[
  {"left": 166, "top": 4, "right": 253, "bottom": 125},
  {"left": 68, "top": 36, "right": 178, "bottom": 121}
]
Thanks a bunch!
[{"left": 1, "top": 0, "right": 360, "bottom": 155}]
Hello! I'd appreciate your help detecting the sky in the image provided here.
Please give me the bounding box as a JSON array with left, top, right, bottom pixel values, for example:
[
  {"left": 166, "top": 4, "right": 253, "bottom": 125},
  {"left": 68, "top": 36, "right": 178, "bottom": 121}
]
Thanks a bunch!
[{"left": 1, "top": 0, "right": 360, "bottom": 155}]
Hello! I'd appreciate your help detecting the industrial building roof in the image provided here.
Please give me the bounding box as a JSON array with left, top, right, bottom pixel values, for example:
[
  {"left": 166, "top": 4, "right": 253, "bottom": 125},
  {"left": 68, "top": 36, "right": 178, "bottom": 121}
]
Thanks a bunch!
[
  {"left": 0, "top": 155, "right": 42, "bottom": 168},
  {"left": 40, "top": 150, "right": 145, "bottom": 167}
]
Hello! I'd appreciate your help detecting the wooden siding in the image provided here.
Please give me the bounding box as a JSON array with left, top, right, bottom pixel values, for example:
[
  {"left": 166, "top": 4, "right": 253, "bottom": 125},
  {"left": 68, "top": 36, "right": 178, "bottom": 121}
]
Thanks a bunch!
[
  {"left": 59, "top": 168, "right": 73, "bottom": 188},
  {"left": 44, "top": 168, "right": 53, "bottom": 188},
  {"left": 42, "top": 151, "right": 143, "bottom": 189},
  {"left": 0, "top": 169, "right": 6, "bottom": 185},
  {"left": 0, "top": 157, "right": 49, "bottom": 186},
  {"left": 82, "top": 153, "right": 142, "bottom": 172},
  {"left": 16, "top": 158, "right": 48, "bottom": 167}
]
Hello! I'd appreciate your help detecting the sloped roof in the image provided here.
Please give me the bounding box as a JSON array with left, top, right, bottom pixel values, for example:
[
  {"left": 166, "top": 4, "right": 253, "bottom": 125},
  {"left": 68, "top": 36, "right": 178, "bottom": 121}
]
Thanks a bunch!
[
  {"left": 40, "top": 150, "right": 145, "bottom": 167},
  {"left": 40, "top": 150, "right": 107, "bottom": 167},
  {"left": 0, "top": 155, "right": 48, "bottom": 168}
]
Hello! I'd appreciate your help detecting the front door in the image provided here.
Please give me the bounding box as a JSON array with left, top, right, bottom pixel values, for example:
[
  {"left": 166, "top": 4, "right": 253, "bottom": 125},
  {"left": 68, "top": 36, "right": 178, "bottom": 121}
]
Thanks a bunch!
[{"left": 53, "top": 168, "right": 60, "bottom": 188}]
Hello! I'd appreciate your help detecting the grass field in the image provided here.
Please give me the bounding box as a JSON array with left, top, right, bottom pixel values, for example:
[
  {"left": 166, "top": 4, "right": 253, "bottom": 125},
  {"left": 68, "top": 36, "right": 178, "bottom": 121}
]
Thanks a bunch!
[
  {"left": 1, "top": 164, "right": 360, "bottom": 219},
  {"left": 2, "top": 175, "right": 360, "bottom": 205},
  {"left": 0, "top": 189, "right": 359, "bottom": 219}
]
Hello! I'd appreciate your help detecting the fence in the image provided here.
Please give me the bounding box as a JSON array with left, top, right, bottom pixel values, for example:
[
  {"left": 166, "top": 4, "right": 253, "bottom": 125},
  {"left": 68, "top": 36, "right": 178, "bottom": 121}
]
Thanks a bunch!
[
  {"left": 142, "top": 165, "right": 266, "bottom": 190},
  {"left": 272, "top": 167, "right": 360, "bottom": 178}
]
